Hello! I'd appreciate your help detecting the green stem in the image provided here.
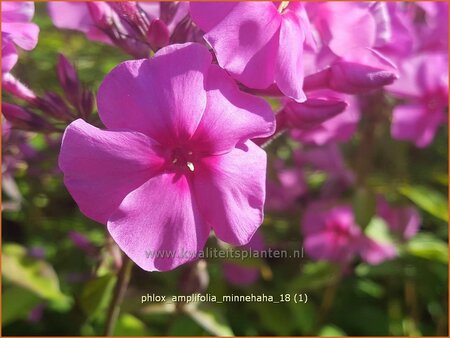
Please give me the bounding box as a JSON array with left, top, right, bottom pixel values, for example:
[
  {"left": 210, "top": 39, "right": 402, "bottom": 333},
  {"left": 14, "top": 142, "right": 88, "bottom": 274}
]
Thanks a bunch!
[{"left": 104, "top": 254, "right": 134, "bottom": 336}]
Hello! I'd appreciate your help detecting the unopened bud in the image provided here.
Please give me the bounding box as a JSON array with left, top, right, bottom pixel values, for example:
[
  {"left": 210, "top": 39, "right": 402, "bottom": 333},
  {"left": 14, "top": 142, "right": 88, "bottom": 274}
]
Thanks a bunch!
[
  {"left": 87, "top": 2, "right": 114, "bottom": 28},
  {"left": 285, "top": 97, "right": 348, "bottom": 129},
  {"left": 329, "top": 62, "right": 398, "bottom": 94},
  {"left": 2, "top": 103, "right": 54, "bottom": 132},
  {"left": 57, "top": 54, "right": 81, "bottom": 106},
  {"left": 2, "top": 73, "right": 37, "bottom": 103},
  {"left": 147, "top": 19, "right": 170, "bottom": 51}
]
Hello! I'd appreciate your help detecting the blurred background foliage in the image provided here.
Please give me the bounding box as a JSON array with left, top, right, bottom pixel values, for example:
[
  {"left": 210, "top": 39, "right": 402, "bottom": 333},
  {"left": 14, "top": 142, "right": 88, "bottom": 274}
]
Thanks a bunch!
[{"left": 2, "top": 3, "right": 448, "bottom": 336}]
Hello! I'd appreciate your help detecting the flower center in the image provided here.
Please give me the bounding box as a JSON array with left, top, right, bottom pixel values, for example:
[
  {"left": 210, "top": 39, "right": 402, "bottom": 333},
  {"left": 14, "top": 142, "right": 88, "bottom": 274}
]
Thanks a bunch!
[{"left": 170, "top": 148, "right": 195, "bottom": 172}]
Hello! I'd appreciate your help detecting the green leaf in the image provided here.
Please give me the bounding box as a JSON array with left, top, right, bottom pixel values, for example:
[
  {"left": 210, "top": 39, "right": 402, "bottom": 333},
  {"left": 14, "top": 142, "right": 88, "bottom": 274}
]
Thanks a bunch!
[
  {"left": 364, "top": 217, "right": 395, "bottom": 245},
  {"left": 406, "top": 233, "right": 448, "bottom": 263},
  {"left": 2, "top": 286, "right": 41, "bottom": 326},
  {"left": 2, "top": 243, "right": 70, "bottom": 307},
  {"left": 80, "top": 273, "right": 117, "bottom": 319},
  {"left": 319, "top": 325, "right": 347, "bottom": 336},
  {"left": 114, "top": 314, "right": 151, "bottom": 336},
  {"left": 167, "top": 314, "right": 206, "bottom": 336},
  {"left": 398, "top": 185, "right": 448, "bottom": 221},
  {"left": 186, "top": 304, "right": 234, "bottom": 336},
  {"left": 289, "top": 262, "right": 338, "bottom": 291}
]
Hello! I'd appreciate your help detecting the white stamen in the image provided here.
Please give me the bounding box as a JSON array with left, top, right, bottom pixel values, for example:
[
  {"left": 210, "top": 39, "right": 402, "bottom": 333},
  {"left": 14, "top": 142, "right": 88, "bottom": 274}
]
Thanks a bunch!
[{"left": 186, "top": 162, "right": 195, "bottom": 172}]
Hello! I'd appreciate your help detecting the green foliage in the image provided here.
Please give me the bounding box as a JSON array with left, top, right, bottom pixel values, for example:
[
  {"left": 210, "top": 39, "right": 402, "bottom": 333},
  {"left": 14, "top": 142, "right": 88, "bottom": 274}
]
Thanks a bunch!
[{"left": 398, "top": 185, "right": 448, "bottom": 222}]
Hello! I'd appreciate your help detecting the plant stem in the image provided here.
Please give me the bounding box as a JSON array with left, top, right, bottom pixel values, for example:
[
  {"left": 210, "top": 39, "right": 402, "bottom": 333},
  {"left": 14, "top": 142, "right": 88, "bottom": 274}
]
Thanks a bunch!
[{"left": 104, "top": 254, "right": 134, "bottom": 336}]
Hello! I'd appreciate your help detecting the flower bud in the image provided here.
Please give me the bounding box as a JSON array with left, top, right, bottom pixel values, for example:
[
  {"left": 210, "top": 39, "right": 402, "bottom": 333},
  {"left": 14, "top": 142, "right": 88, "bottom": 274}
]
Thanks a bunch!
[
  {"left": 285, "top": 97, "right": 348, "bottom": 129},
  {"left": 329, "top": 61, "right": 398, "bottom": 94},
  {"left": 2, "top": 73, "right": 37, "bottom": 103},
  {"left": 57, "top": 54, "right": 81, "bottom": 106},
  {"left": 2, "top": 103, "right": 54, "bottom": 132},
  {"left": 147, "top": 19, "right": 170, "bottom": 51},
  {"left": 86, "top": 2, "right": 113, "bottom": 28},
  {"left": 35, "top": 92, "right": 73, "bottom": 122}
]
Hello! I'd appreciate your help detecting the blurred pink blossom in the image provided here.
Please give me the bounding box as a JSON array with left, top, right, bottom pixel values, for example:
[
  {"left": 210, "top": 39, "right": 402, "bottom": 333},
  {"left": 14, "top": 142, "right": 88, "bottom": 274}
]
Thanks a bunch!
[
  {"left": 1, "top": 1, "right": 39, "bottom": 74},
  {"left": 302, "top": 201, "right": 396, "bottom": 265}
]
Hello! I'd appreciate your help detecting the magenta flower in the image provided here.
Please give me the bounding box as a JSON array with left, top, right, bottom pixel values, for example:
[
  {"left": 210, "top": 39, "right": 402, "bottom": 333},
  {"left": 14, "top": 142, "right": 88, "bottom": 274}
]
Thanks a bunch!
[
  {"left": 387, "top": 53, "right": 448, "bottom": 147},
  {"left": 58, "top": 43, "right": 275, "bottom": 271},
  {"left": 1, "top": 1, "right": 39, "bottom": 74},
  {"left": 302, "top": 201, "right": 396, "bottom": 265},
  {"left": 266, "top": 159, "right": 307, "bottom": 212},
  {"left": 190, "top": 2, "right": 312, "bottom": 102},
  {"left": 377, "top": 197, "right": 420, "bottom": 241},
  {"left": 302, "top": 202, "right": 362, "bottom": 263}
]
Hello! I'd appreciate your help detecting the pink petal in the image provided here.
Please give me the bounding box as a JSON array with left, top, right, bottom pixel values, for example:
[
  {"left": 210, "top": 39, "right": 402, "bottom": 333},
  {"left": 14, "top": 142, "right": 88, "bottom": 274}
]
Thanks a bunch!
[
  {"left": 2, "top": 22, "right": 39, "bottom": 50},
  {"left": 2, "top": 40, "right": 18, "bottom": 74},
  {"left": 193, "top": 141, "right": 266, "bottom": 245},
  {"left": 310, "top": 2, "right": 376, "bottom": 57},
  {"left": 47, "top": 2, "right": 93, "bottom": 33},
  {"left": 190, "top": 64, "right": 275, "bottom": 155},
  {"left": 2, "top": 1, "right": 35, "bottom": 22},
  {"left": 199, "top": 2, "right": 281, "bottom": 89},
  {"left": 359, "top": 238, "right": 397, "bottom": 265},
  {"left": 391, "top": 104, "right": 443, "bottom": 148},
  {"left": 108, "top": 173, "right": 211, "bottom": 271},
  {"left": 97, "top": 43, "right": 211, "bottom": 145},
  {"left": 189, "top": 2, "right": 237, "bottom": 32},
  {"left": 58, "top": 119, "right": 165, "bottom": 224},
  {"left": 305, "top": 232, "right": 354, "bottom": 263},
  {"left": 275, "top": 8, "right": 306, "bottom": 102}
]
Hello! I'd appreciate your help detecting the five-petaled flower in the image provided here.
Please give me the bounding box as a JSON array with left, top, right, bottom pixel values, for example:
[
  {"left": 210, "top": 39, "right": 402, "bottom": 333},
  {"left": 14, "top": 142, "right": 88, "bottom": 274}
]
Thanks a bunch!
[{"left": 59, "top": 43, "right": 275, "bottom": 271}]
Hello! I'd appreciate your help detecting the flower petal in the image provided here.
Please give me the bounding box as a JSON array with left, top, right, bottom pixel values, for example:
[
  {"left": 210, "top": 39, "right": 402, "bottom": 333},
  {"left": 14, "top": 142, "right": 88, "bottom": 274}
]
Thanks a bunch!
[
  {"left": 190, "top": 65, "right": 275, "bottom": 155},
  {"left": 108, "top": 173, "right": 211, "bottom": 271},
  {"left": 97, "top": 43, "right": 211, "bottom": 145},
  {"left": 193, "top": 141, "right": 266, "bottom": 245},
  {"left": 391, "top": 104, "right": 443, "bottom": 148},
  {"left": 2, "top": 1, "right": 35, "bottom": 22},
  {"left": 1, "top": 40, "right": 17, "bottom": 74},
  {"left": 47, "top": 2, "right": 92, "bottom": 32},
  {"left": 200, "top": 2, "right": 281, "bottom": 89},
  {"left": 189, "top": 2, "right": 238, "bottom": 32},
  {"left": 2, "top": 22, "right": 39, "bottom": 50},
  {"left": 58, "top": 119, "right": 165, "bottom": 224},
  {"left": 275, "top": 8, "right": 306, "bottom": 102}
]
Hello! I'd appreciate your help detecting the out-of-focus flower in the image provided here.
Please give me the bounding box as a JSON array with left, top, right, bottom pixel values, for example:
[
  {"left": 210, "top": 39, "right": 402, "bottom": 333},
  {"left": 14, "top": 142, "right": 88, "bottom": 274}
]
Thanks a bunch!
[
  {"left": 415, "top": 2, "right": 448, "bottom": 53},
  {"left": 58, "top": 43, "right": 275, "bottom": 271},
  {"left": 387, "top": 53, "right": 448, "bottom": 147},
  {"left": 48, "top": 2, "right": 189, "bottom": 57},
  {"left": 1, "top": 1, "right": 39, "bottom": 74},
  {"left": 301, "top": 201, "right": 396, "bottom": 265},
  {"left": 302, "top": 202, "right": 362, "bottom": 263},
  {"left": 266, "top": 160, "right": 307, "bottom": 212},
  {"left": 377, "top": 197, "right": 421, "bottom": 241},
  {"left": 223, "top": 231, "right": 265, "bottom": 286},
  {"left": 190, "top": 2, "right": 313, "bottom": 102},
  {"left": 295, "top": 143, "right": 355, "bottom": 195},
  {"left": 68, "top": 231, "right": 98, "bottom": 257}
]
